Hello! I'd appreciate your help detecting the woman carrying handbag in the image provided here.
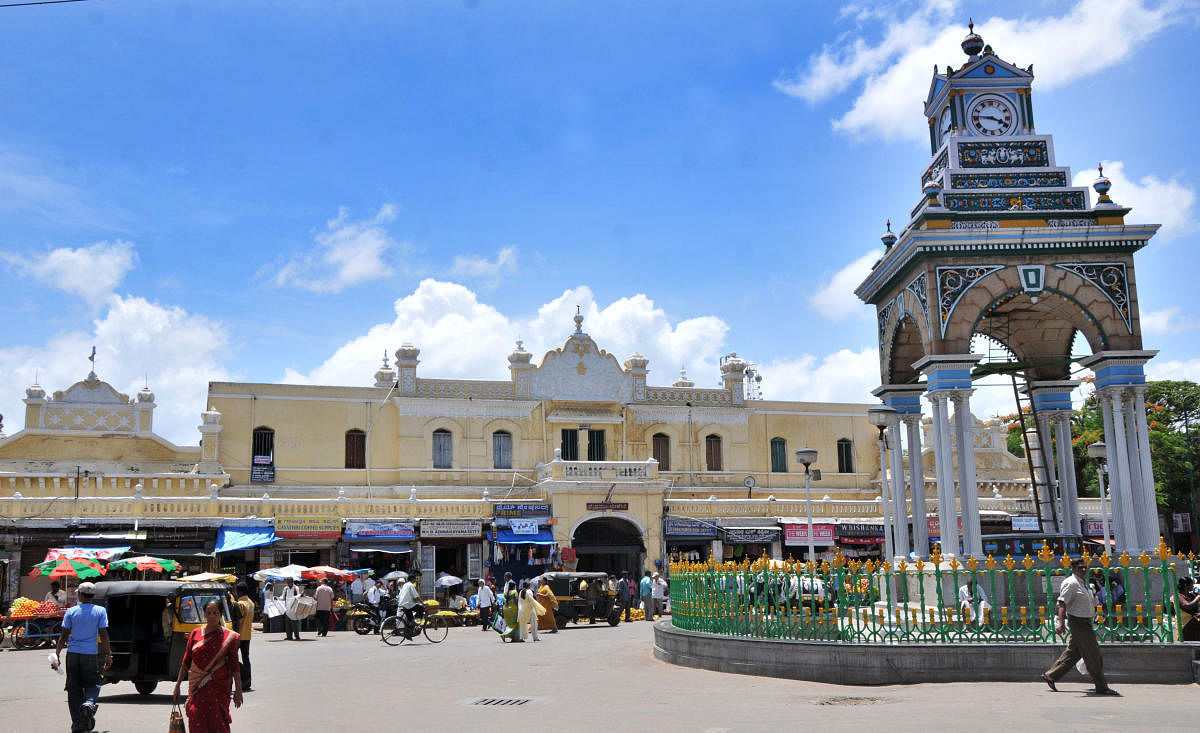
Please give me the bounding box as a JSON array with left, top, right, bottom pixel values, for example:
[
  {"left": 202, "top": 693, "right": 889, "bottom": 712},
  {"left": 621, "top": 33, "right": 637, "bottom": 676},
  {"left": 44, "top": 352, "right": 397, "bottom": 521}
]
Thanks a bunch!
[{"left": 172, "top": 599, "right": 243, "bottom": 733}]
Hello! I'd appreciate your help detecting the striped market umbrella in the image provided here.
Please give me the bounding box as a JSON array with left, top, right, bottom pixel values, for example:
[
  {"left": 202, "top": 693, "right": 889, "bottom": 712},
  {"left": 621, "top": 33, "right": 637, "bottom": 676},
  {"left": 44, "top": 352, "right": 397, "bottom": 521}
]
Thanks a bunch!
[
  {"left": 29, "top": 557, "right": 107, "bottom": 580},
  {"left": 106, "top": 556, "right": 180, "bottom": 574}
]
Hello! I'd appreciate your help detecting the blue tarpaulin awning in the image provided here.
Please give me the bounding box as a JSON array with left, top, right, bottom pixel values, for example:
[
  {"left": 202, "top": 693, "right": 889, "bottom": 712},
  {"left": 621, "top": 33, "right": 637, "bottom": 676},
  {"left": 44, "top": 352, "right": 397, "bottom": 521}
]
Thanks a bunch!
[
  {"left": 494, "top": 528, "right": 556, "bottom": 545},
  {"left": 214, "top": 527, "right": 277, "bottom": 554}
]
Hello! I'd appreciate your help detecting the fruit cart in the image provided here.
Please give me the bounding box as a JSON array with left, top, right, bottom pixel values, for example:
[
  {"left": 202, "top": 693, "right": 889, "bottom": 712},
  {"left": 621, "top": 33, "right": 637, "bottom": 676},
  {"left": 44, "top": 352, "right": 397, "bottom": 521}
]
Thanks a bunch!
[{"left": 2, "top": 597, "right": 68, "bottom": 649}]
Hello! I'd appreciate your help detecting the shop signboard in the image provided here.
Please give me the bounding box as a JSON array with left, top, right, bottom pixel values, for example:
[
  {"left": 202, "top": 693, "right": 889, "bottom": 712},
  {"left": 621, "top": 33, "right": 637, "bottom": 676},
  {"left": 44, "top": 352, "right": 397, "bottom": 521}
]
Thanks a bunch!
[
  {"left": 837, "top": 523, "right": 885, "bottom": 545},
  {"left": 273, "top": 517, "right": 342, "bottom": 538},
  {"left": 720, "top": 527, "right": 779, "bottom": 544},
  {"left": 1173, "top": 513, "right": 1192, "bottom": 533},
  {"left": 1010, "top": 516, "right": 1040, "bottom": 532},
  {"left": 249, "top": 464, "right": 275, "bottom": 483},
  {"left": 663, "top": 517, "right": 717, "bottom": 538},
  {"left": 1083, "top": 518, "right": 1113, "bottom": 537},
  {"left": 344, "top": 521, "right": 415, "bottom": 540},
  {"left": 586, "top": 502, "right": 629, "bottom": 511},
  {"left": 783, "top": 523, "right": 836, "bottom": 545},
  {"left": 493, "top": 503, "right": 552, "bottom": 518},
  {"left": 509, "top": 519, "right": 539, "bottom": 535},
  {"left": 926, "top": 515, "right": 963, "bottom": 537},
  {"left": 419, "top": 519, "right": 483, "bottom": 538}
]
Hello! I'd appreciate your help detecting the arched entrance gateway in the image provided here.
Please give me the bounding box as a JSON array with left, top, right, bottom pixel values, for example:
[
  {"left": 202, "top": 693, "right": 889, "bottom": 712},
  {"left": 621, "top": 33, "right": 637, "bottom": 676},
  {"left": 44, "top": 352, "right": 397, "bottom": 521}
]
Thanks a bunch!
[
  {"left": 571, "top": 516, "right": 644, "bottom": 575},
  {"left": 855, "top": 23, "right": 1160, "bottom": 557}
]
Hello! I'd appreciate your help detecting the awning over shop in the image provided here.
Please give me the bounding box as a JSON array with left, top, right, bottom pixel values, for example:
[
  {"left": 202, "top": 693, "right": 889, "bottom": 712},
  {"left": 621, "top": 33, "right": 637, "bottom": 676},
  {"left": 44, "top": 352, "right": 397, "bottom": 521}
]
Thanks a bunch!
[
  {"left": 214, "top": 527, "right": 277, "bottom": 554},
  {"left": 139, "top": 546, "right": 213, "bottom": 558},
  {"left": 494, "top": 528, "right": 557, "bottom": 545},
  {"left": 45, "top": 546, "right": 131, "bottom": 562},
  {"left": 349, "top": 544, "right": 412, "bottom": 554}
]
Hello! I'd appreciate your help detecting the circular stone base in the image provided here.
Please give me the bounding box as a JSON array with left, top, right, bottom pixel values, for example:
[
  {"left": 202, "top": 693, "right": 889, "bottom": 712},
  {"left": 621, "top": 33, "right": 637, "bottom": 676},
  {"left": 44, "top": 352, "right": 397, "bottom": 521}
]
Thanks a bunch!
[{"left": 653, "top": 621, "right": 1199, "bottom": 685}]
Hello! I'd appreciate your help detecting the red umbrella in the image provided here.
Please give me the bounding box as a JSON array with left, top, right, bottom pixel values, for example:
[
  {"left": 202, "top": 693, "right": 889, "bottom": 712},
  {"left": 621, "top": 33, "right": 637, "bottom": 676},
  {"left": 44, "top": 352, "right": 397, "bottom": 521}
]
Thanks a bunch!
[
  {"left": 301, "top": 565, "right": 354, "bottom": 582},
  {"left": 29, "top": 557, "right": 107, "bottom": 580}
]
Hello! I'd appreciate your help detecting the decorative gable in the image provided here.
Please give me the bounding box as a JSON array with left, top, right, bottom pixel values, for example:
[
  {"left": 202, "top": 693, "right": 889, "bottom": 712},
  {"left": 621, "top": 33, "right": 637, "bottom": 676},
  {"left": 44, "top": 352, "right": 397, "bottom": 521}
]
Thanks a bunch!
[{"left": 530, "top": 332, "right": 631, "bottom": 402}]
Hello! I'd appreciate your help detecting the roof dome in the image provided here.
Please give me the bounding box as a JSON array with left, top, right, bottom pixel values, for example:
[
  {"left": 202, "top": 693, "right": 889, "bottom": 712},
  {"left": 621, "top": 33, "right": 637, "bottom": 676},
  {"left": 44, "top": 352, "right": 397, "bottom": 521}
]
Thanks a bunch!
[{"left": 961, "top": 19, "right": 985, "bottom": 57}]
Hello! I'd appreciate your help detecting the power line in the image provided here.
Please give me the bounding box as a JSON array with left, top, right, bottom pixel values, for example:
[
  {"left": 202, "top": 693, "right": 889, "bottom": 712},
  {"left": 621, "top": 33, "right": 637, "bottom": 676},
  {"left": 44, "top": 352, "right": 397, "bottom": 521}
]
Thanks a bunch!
[{"left": 0, "top": 0, "right": 88, "bottom": 8}]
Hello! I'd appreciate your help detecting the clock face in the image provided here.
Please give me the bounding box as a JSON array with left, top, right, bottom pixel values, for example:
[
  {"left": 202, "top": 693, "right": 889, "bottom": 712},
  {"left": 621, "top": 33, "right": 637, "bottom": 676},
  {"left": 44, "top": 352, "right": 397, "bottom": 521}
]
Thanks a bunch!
[
  {"left": 968, "top": 96, "right": 1016, "bottom": 136},
  {"left": 939, "top": 108, "right": 953, "bottom": 142}
]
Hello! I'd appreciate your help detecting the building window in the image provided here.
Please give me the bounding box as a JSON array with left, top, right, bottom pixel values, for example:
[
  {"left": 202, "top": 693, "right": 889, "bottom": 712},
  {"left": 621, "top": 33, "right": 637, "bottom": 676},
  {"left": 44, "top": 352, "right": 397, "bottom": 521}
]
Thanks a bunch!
[
  {"left": 432, "top": 429, "right": 453, "bottom": 469},
  {"left": 652, "top": 433, "right": 670, "bottom": 471},
  {"left": 493, "top": 431, "right": 512, "bottom": 469},
  {"left": 837, "top": 438, "right": 854, "bottom": 473},
  {"left": 560, "top": 429, "right": 579, "bottom": 461},
  {"left": 705, "top": 434, "right": 722, "bottom": 472},
  {"left": 251, "top": 426, "right": 274, "bottom": 464},
  {"left": 770, "top": 437, "right": 787, "bottom": 473},
  {"left": 587, "top": 429, "right": 606, "bottom": 461},
  {"left": 345, "top": 429, "right": 365, "bottom": 469}
]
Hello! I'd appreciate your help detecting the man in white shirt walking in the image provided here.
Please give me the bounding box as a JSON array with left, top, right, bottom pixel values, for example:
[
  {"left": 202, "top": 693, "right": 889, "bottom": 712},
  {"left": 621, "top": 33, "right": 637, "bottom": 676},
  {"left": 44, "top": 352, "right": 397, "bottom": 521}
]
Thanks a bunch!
[
  {"left": 1042, "top": 558, "right": 1117, "bottom": 695},
  {"left": 476, "top": 580, "right": 497, "bottom": 632},
  {"left": 651, "top": 572, "right": 668, "bottom": 619},
  {"left": 279, "top": 577, "right": 302, "bottom": 640},
  {"left": 365, "top": 579, "right": 385, "bottom": 607},
  {"left": 313, "top": 579, "right": 335, "bottom": 637}
]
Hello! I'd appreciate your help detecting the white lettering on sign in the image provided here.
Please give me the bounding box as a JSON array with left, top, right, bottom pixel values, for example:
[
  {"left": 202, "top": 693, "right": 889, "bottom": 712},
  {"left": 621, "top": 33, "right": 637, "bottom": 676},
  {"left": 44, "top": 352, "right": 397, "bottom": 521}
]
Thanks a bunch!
[
  {"left": 951, "top": 220, "right": 998, "bottom": 230},
  {"left": 1046, "top": 219, "right": 1093, "bottom": 228}
]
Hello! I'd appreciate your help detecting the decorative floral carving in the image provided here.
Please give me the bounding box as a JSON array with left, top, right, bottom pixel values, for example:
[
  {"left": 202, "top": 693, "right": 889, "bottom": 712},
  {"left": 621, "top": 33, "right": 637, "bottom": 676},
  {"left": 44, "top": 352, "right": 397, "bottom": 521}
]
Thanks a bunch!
[
  {"left": 1053, "top": 262, "right": 1132, "bottom": 332},
  {"left": 905, "top": 272, "right": 929, "bottom": 323},
  {"left": 937, "top": 265, "right": 1005, "bottom": 337},
  {"left": 949, "top": 171, "right": 1067, "bottom": 189},
  {"left": 877, "top": 298, "right": 895, "bottom": 348},
  {"left": 943, "top": 191, "right": 1085, "bottom": 212},
  {"left": 957, "top": 140, "right": 1049, "bottom": 168},
  {"left": 922, "top": 150, "right": 949, "bottom": 186}
]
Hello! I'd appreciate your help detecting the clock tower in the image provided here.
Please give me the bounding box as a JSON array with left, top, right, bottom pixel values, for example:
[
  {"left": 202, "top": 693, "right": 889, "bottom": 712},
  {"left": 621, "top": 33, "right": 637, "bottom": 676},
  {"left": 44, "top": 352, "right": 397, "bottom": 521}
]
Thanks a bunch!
[{"left": 856, "top": 22, "right": 1161, "bottom": 558}]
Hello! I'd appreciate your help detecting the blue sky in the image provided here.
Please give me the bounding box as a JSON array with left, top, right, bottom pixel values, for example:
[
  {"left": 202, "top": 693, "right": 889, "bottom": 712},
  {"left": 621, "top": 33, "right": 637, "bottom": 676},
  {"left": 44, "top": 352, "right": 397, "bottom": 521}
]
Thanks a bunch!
[{"left": 1, "top": 0, "right": 1197, "bottom": 445}]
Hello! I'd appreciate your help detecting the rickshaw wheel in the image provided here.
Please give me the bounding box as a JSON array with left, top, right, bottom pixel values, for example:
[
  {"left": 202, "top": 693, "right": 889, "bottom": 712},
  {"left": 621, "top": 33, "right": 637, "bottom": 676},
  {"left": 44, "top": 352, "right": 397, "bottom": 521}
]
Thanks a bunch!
[
  {"left": 135, "top": 680, "right": 158, "bottom": 696},
  {"left": 607, "top": 611, "right": 621, "bottom": 627},
  {"left": 12, "top": 623, "right": 42, "bottom": 650}
]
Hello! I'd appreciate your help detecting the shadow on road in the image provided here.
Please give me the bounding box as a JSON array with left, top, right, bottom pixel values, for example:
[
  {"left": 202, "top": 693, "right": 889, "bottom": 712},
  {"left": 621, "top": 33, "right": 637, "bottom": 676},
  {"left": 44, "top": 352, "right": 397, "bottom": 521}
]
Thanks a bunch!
[{"left": 99, "top": 691, "right": 173, "bottom": 706}]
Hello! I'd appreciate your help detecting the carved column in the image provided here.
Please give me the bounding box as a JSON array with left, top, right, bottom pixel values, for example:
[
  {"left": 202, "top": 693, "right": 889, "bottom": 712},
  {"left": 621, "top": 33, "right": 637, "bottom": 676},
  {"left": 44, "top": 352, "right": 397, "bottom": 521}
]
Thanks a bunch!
[
  {"left": 888, "top": 422, "right": 909, "bottom": 556},
  {"left": 928, "top": 392, "right": 958, "bottom": 555},
  {"left": 1052, "top": 412, "right": 1080, "bottom": 535},
  {"left": 1128, "top": 384, "right": 1159, "bottom": 547},
  {"left": 903, "top": 413, "right": 929, "bottom": 557},
  {"left": 950, "top": 390, "right": 982, "bottom": 557}
]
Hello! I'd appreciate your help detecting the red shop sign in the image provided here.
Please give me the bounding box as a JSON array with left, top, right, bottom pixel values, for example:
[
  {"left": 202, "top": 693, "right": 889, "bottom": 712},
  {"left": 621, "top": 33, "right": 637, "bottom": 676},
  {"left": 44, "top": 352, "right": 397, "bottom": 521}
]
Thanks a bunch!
[{"left": 839, "top": 536, "right": 885, "bottom": 545}]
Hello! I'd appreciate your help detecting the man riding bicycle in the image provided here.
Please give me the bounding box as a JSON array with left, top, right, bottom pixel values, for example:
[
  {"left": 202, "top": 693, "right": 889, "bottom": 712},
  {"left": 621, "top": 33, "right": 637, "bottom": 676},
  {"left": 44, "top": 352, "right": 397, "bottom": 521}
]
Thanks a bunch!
[{"left": 396, "top": 578, "right": 422, "bottom": 636}]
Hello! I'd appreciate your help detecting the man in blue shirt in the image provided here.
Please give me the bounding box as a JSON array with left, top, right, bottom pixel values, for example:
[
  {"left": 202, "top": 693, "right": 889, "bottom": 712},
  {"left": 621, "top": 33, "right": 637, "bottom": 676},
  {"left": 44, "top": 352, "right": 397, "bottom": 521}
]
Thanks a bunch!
[
  {"left": 640, "top": 571, "right": 653, "bottom": 620},
  {"left": 53, "top": 582, "right": 112, "bottom": 732}
]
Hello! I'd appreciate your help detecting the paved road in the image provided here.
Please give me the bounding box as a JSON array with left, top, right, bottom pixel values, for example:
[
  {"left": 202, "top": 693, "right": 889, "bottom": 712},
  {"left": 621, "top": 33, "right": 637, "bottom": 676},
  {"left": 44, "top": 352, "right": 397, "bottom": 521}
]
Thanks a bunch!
[{"left": 2, "top": 620, "right": 1195, "bottom": 732}]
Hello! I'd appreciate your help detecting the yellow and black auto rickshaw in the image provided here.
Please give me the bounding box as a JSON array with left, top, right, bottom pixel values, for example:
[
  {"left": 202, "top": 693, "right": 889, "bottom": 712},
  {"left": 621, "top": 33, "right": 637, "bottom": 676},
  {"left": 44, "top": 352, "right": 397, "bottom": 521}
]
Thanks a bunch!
[
  {"left": 533, "top": 571, "right": 621, "bottom": 628},
  {"left": 90, "top": 581, "right": 234, "bottom": 695}
]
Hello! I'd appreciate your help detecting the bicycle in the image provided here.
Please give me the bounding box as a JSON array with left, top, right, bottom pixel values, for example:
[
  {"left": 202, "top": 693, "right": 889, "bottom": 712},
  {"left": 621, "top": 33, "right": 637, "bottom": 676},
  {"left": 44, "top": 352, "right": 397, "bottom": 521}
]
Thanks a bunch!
[{"left": 380, "top": 604, "right": 448, "bottom": 645}]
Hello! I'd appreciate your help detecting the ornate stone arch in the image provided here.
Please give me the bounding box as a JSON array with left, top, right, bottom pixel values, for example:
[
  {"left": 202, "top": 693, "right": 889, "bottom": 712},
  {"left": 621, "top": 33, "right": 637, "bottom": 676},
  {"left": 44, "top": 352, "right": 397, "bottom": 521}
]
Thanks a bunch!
[
  {"left": 884, "top": 313, "right": 929, "bottom": 386},
  {"left": 570, "top": 511, "right": 647, "bottom": 540},
  {"left": 422, "top": 417, "right": 466, "bottom": 468},
  {"left": 482, "top": 418, "right": 523, "bottom": 467}
]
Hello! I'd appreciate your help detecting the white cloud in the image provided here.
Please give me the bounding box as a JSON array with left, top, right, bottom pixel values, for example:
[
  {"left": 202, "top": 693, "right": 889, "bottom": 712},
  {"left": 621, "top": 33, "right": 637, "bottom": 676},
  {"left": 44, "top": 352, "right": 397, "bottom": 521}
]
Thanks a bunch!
[
  {"left": 777, "top": 0, "right": 1183, "bottom": 142},
  {"left": 448, "top": 246, "right": 518, "bottom": 289},
  {"left": 284, "top": 279, "right": 733, "bottom": 391},
  {"left": 760, "top": 347, "right": 880, "bottom": 403},
  {"left": 1140, "top": 306, "right": 1199, "bottom": 336},
  {"left": 1071, "top": 160, "right": 1197, "bottom": 241},
  {"left": 2, "top": 240, "right": 137, "bottom": 307},
  {"left": 809, "top": 249, "right": 881, "bottom": 321},
  {"left": 0, "top": 295, "right": 232, "bottom": 446},
  {"left": 1146, "top": 358, "right": 1200, "bottom": 382},
  {"left": 273, "top": 205, "right": 401, "bottom": 293}
]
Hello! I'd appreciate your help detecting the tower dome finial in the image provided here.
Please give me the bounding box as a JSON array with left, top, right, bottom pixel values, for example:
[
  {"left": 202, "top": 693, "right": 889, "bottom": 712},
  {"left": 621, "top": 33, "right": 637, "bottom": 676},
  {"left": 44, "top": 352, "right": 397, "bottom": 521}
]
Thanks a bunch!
[
  {"left": 881, "top": 220, "right": 897, "bottom": 250},
  {"left": 573, "top": 305, "right": 584, "bottom": 333},
  {"left": 961, "top": 18, "right": 985, "bottom": 58},
  {"left": 1093, "top": 162, "right": 1115, "bottom": 205}
]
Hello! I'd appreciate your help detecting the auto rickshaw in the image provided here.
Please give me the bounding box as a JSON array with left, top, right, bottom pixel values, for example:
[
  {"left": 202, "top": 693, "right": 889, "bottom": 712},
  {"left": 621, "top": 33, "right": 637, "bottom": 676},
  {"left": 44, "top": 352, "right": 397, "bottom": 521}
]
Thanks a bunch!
[
  {"left": 90, "top": 581, "right": 234, "bottom": 695},
  {"left": 532, "top": 571, "right": 621, "bottom": 628}
]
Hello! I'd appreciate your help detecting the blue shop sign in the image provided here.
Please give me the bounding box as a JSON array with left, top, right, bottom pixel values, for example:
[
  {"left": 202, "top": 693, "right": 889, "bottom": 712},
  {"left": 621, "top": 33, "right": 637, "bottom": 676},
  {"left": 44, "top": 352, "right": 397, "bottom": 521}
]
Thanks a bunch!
[
  {"left": 493, "top": 503, "right": 552, "bottom": 518},
  {"left": 663, "top": 518, "right": 718, "bottom": 538}
]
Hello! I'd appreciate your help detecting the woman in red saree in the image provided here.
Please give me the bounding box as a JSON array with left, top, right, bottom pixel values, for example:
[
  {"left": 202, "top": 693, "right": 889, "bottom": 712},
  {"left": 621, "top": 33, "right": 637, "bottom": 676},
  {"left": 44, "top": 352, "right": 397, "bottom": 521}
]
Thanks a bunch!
[{"left": 173, "top": 599, "right": 243, "bottom": 732}]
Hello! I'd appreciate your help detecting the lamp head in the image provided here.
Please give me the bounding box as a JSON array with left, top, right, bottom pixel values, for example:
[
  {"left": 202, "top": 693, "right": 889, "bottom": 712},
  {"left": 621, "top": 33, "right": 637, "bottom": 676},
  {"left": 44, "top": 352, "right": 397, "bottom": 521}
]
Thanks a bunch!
[
  {"left": 794, "top": 447, "right": 818, "bottom": 467},
  {"left": 1086, "top": 441, "right": 1106, "bottom": 460},
  {"left": 867, "top": 405, "right": 900, "bottom": 429}
]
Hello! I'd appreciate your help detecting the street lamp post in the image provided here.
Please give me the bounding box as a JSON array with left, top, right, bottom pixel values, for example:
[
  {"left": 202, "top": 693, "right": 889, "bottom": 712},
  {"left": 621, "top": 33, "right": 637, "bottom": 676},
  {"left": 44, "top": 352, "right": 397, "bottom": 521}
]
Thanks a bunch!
[
  {"left": 1087, "top": 442, "right": 1110, "bottom": 555},
  {"left": 794, "top": 448, "right": 819, "bottom": 562},
  {"left": 867, "top": 406, "right": 901, "bottom": 560}
]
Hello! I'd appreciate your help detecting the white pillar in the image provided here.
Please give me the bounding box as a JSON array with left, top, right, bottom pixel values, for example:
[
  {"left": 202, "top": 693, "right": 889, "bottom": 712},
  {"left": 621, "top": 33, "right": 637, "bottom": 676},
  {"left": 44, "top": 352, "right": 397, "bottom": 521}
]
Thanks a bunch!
[
  {"left": 1106, "top": 388, "right": 1140, "bottom": 550},
  {"left": 929, "top": 393, "right": 959, "bottom": 555},
  {"left": 904, "top": 414, "right": 929, "bottom": 557},
  {"left": 1099, "top": 394, "right": 1131, "bottom": 549},
  {"left": 1053, "top": 413, "right": 1081, "bottom": 535},
  {"left": 1126, "top": 386, "right": 1159, "bottom": 548},
  {"left": 951, "top": 391, "right": 982, "bottom": 556},
  {"left": 888, "top": 422, "right": 909, "bottom": 556}
]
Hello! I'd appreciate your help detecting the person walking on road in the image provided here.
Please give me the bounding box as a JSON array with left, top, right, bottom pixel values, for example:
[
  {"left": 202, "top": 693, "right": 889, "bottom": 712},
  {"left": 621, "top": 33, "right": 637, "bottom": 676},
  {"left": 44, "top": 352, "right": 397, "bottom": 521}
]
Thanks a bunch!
[
  {"left": 616, "top": 571, "right": 632, "bottom": 622},
  {"left": 52, "top": 581, "right": 111, "bottom": 732},
  {"left": 314, "top": 579, "right": 335, "bottom": 637},
  {"left": 280, "top": 577, "right": 301, "bottom": 640},
  {"left": 651, "top": 572, "right": 668, "bottom": 620},
  {"left": 517, "top": 580, "right": 541, "bottom": 642},
  {"left": 234, "top": 584, "right": 255, "bottom": 692},
  {"left": 476, "top": 579, "right": 497, "bottom": 632},
  {"left": 640, "top": 571, "right": 654, "bottom": 620},
  {"left": 1042, "top": 557, "right": 1118, "bottom": 695},
  {"left": 173, "top": 599, "right": 243, "bottom": 733}
]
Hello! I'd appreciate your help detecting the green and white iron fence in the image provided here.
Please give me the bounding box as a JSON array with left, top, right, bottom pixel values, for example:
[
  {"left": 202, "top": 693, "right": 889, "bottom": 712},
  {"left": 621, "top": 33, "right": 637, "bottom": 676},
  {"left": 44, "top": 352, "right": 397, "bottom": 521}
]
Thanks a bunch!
[{"left": 668, "top": 539, "right": 1192, "bottom": 644}]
